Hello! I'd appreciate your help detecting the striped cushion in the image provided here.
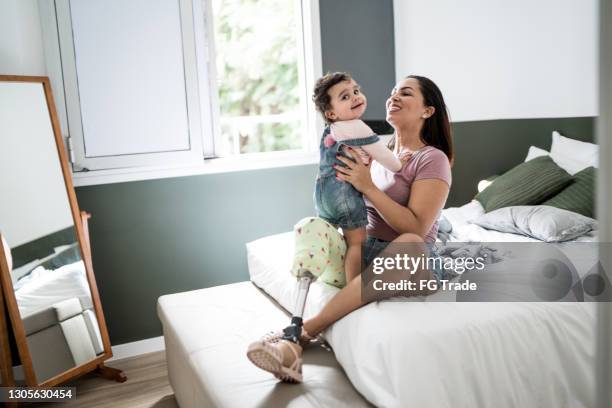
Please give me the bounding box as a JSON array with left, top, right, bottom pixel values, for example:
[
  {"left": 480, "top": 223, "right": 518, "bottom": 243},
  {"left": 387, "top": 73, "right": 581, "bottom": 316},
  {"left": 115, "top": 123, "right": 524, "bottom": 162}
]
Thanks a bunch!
[
  {"left": 542, "top": 166, "right": 595, "bottom": 217},
  {"left": 475, "top": 156, "right": 572, "bottom": 213}
]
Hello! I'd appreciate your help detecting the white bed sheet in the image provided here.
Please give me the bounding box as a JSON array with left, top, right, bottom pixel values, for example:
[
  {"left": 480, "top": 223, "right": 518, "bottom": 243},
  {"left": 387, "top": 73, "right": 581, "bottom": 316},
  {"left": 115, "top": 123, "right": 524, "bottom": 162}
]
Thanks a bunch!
[
  {"left": 15, "top": 260, "right": 93, "bottom": 317},
  {"left": 247, "top": 227, "right": 597, "bottom": 408}
]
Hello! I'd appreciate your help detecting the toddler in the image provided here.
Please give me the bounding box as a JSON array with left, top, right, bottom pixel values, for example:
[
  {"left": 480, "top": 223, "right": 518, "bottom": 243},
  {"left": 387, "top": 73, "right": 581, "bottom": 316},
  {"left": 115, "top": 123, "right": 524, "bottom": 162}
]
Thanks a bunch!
[{"left": 312, "top": 72, "right": 402, "bottom": 282}]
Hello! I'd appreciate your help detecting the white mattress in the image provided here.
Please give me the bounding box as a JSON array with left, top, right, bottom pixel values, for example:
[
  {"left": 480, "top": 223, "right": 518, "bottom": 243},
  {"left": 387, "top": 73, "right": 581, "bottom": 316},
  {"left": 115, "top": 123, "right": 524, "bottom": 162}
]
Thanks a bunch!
[{"left": 247, "top": 229, "right": 597, "bottom": 407}]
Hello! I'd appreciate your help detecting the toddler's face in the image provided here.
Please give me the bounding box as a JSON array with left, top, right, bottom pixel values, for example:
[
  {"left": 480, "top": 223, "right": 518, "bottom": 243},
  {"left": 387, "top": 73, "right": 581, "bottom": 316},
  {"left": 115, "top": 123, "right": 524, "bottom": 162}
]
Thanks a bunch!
[{"left": 325, "top": 79, "right": 367, "bottom": 122}]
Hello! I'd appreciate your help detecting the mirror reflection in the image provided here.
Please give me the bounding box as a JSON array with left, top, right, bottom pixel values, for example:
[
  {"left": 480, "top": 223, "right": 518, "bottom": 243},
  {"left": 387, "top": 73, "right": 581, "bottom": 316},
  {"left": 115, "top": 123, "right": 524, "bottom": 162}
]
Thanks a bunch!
[{"left": 0, "top": 81, "right": 103, "bottom": 383}]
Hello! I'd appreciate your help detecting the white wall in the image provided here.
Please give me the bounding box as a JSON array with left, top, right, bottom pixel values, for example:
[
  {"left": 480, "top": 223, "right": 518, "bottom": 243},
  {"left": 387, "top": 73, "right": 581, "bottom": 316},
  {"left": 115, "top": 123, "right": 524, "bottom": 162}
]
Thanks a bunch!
[
  {"left": 0, "top": 82, "right": 74, "bottom": 247},
  {"left": 393, "top": 0, "right": 598, "bottom": 122},
  {"left": 0, "top": 0, "right": 46, "bottom": 76},
  {"left": 0, "top": 1, "right": 74, "bottom": 247}
]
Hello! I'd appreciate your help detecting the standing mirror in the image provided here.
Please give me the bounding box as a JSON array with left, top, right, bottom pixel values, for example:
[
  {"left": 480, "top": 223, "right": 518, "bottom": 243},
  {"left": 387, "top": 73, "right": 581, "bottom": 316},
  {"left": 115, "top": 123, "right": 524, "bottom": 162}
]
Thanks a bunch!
[{"left": 0, "top": 75, "right": 124, "bottom": 386}]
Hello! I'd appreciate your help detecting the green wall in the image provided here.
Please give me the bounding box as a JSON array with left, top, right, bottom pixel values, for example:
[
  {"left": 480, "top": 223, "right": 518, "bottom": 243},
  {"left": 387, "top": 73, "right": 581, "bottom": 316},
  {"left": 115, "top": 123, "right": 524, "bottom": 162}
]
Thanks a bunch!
[
  {"left": 319, "top": 0, "right": 395, "bottom": 121},
  {"left": 76, "top": 165, "right": 317, "bottom": 343},
  {"left": 448, "top": 117, "right": 594, "bottom": 206}
]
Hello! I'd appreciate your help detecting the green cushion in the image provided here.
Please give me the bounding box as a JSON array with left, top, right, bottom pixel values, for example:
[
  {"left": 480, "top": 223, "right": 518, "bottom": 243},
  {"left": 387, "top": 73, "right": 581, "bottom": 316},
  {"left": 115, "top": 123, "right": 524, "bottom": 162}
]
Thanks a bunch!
[
  {"left": 542, "top": 166, "right": 595, "bottom": 218},
  {"left": 475, "top": 156, "right": 572, "bottom": 212}
]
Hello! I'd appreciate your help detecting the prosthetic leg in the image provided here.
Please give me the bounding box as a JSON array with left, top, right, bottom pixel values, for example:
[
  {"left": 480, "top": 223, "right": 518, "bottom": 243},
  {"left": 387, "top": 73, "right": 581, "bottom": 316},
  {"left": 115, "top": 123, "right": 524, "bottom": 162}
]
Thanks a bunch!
[
  {"left": 281, "top": 217, "right": 347, "bottom": 343},
  {"left": 281, "top": 269, "right": 316, "bottom": 343},
  {"left": 246, "top": 218, "right": 347, "bottom": 383}
]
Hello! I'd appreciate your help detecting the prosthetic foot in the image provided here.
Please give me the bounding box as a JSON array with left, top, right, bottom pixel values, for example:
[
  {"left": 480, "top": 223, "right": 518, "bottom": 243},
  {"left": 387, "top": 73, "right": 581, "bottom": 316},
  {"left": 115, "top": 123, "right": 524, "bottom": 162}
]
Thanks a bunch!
[
  {"left": 282, "top": 269, "right": 315, "bottom": 343},
  {"left": 246, "top": 217, "right": 346, "bottom": 382},
  {"left": 246, "top": 269, "right": 316, "bottom": 383}
]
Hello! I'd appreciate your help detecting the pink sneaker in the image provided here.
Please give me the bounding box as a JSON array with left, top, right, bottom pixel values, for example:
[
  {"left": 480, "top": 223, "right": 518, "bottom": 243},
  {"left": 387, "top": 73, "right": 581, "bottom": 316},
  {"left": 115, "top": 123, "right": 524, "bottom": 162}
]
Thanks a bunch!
[{"left": 247, "top": 336, "right": 303, "bottom": 383}]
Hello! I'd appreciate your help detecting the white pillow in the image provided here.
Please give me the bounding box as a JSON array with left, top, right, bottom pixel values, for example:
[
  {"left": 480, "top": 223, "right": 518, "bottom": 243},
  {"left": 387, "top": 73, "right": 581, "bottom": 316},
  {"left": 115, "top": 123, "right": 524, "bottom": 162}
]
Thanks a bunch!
[
  {"left": 524, "top": 141, "right": 594, "bottom": 175},
  {"left": 551, "top": 130, "right": 598, "bottom": 168},
  {"left": 524, "top": 146, "right": 548, "bottom": 162},
  {"left": 548, "top": 153, "right": 591, "bottom": 175},
  {"left": 471, "top": 206, "right": 596, "bottom": 242}
]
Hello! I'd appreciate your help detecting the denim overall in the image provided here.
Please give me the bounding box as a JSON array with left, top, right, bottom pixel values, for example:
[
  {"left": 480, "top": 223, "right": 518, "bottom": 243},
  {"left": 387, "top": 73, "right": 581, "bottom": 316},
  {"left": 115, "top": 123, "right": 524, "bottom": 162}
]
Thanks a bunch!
[{"left": 314, "top": 127, "right": 379, "bottom": 230}]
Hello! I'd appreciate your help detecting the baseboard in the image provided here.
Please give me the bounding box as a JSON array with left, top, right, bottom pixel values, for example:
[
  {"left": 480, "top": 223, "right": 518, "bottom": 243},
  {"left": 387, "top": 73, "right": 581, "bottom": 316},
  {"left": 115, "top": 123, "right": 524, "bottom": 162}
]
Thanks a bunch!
[{"left": 109, "top": 336, "right": 165, "bottom": 361}]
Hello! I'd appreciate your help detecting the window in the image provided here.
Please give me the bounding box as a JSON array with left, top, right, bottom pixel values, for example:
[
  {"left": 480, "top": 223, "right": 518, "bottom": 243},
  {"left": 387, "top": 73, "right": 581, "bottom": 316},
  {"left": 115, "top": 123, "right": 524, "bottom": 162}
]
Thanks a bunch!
[
  {"left": 40, "top": 0, "right": 321, "bottom": 183},
  {"left": 212, "top": 0, "right": 306, "bottom": 156}
]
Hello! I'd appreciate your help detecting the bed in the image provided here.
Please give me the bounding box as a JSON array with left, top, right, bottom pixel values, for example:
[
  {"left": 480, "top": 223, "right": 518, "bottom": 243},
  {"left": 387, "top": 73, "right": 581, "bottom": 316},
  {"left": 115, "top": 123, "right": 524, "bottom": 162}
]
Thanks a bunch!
[
  {"left": 158, "top": 202, "right": 597, "bottom": 407},
  {"left": 8, "top": 243, "right": 106, "bottom": 379},
  {"left": 245, "top": 200, "right": 598, "bottom": 408},
  {"left": 160, "top": 132, "right": 599, "bottom": 407},
  {"left": 12, "top": 244, "right": 97, "bottom": 322},
  {"left": 157, "top": 202, "right": 598, "bottom": 407}
]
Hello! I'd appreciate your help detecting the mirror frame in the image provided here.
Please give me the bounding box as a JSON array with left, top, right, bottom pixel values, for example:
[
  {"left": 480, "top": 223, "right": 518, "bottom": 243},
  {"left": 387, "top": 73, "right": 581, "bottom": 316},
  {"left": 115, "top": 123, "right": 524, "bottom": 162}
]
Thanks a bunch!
[{"left": 0, "top": 75, "right": 113, "bottom": 386}]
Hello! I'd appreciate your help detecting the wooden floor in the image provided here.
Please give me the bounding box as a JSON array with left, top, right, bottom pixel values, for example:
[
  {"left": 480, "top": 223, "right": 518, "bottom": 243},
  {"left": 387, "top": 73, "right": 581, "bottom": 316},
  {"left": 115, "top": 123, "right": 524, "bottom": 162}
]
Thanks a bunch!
[{"left": 31, "top": 351, "right": 178, "bottom": 408}]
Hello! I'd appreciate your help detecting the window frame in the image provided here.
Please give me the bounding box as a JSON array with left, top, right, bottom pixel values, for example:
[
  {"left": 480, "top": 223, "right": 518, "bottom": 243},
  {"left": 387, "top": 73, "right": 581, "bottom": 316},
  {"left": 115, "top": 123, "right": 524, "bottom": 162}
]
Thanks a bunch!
[
  {"left": 53, "top": 0, "right": 209, "bottom": 171},
  {"left": 39, "top": 0, "right": 322, "bottom": 186},
  {"left": 205, "top": 0, "right": 323, "bottom": 158}
]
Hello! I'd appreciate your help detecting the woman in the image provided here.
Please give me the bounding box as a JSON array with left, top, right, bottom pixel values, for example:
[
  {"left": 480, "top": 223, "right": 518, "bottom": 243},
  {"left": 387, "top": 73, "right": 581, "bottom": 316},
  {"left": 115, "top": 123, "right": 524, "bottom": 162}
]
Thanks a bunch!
[{"left": 247, "top": 75, "right": 453, "bottom": 383}]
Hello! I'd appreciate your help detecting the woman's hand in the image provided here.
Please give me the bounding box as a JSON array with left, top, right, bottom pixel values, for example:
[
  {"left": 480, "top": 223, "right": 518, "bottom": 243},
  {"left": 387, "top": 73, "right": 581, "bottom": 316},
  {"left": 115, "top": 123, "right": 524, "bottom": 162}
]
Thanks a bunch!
[{"left": 334, "top": 146, "right": 376, "bottom": 195}]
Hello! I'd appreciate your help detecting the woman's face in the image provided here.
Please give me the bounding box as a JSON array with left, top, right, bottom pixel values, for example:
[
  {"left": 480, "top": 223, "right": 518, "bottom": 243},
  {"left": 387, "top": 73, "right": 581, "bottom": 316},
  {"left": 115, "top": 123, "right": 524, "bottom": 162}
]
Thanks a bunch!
[{"left": 385, "top": 78, "right": 433, "bottom": 128}]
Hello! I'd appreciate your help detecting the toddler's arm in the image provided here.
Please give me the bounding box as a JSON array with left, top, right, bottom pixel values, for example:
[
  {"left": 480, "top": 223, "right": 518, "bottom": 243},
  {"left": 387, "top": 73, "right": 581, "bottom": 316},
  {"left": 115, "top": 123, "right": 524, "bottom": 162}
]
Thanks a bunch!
[
  {"left": 331, "top": 119, "right": 402, "bottom": 172},
  {"left": 361, "top": 141, "right": 402, "bottom": 172},
  {"left": 330, "top": 119, "right": 375, "bottom": 141}
]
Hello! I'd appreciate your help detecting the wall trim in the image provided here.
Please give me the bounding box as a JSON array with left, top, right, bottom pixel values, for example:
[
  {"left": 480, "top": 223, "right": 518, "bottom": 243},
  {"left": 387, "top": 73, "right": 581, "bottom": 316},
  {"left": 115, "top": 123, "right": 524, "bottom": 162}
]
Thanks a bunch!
[{"left": 108, "top": 336, "right": 166, "bottom": 362}]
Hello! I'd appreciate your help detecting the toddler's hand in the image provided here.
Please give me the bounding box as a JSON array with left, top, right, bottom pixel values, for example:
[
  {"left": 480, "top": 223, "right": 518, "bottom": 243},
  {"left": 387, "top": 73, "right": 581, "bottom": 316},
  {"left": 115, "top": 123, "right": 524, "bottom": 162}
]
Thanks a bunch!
[{"left": 398, "top": 151, "right": 413, "bottom": 164}]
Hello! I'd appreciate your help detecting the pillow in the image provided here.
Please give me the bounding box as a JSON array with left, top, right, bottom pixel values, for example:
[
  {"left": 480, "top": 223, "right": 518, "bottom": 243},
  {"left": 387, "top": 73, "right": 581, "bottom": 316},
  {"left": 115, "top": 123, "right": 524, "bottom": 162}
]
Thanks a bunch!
[
  {"left": 542, "top": 166, "right": 595, "bottom": 218},
  {"left": 10, "top": 258, "right": 41, "bottom": 284},
  {"left": 524, "top": 146, "right": 548, "bottom": 162},
  {"left": 548, "top": 152, "right": 593, "bottom": 175},
  {"left": 471, "top": 205, "right": 596, "bottom": 242},
  {"left": 551, "top": 130, "right": 598, "bottom": 168},
  {"left": 524, "top": 143, "right": 594, "bottom": 175},
  {"left": 475, "top": 156, "right": 572, "bottom": 212},
  {"left": 477, "top": 174, "right": 499, "bottom": 193}
]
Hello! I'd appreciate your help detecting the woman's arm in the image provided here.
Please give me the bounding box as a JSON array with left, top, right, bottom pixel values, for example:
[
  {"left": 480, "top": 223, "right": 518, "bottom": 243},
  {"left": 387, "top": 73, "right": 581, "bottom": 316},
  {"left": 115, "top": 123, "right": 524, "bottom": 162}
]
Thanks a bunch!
[
  {"left": 334, "top": 147, "right": 449, "bottom": 238},
  {"left": 365, "top": 179, "right": 448, "bottom": 237}
]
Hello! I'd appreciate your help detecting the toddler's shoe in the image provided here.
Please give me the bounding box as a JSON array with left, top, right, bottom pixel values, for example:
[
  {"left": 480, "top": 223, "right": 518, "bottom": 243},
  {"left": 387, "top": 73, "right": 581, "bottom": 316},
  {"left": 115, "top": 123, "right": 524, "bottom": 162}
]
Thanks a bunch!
[
  {"left": 258, "top": 328, "right": 318, "bottom": 348},
  {"left": 247, "top": 335, "right": 304, "bottom": 383}
]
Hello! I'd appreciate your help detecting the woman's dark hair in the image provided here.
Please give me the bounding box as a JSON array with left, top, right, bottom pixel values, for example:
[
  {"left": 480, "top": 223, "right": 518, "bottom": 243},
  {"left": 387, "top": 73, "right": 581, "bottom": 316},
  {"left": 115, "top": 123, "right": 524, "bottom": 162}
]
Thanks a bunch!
[
  {"left": 389, "top": 75, "right": 454, "bottom": 164},
  {"left": 312, "top": 72, "right": 352, "bottom": 124}
]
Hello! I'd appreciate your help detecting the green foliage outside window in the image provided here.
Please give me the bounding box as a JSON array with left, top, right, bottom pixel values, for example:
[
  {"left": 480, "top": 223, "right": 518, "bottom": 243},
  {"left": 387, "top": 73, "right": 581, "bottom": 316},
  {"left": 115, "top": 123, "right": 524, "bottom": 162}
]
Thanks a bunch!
[{"left": 212, "top": 0, "right": 303, "bottom": 154}]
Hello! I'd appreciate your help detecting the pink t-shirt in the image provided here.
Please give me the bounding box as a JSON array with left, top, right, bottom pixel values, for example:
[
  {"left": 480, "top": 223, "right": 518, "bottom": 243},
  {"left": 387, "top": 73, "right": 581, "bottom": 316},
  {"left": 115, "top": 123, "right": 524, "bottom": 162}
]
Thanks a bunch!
[{"left": 365, "top": 146, "right": 452, "bottom": 243}]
